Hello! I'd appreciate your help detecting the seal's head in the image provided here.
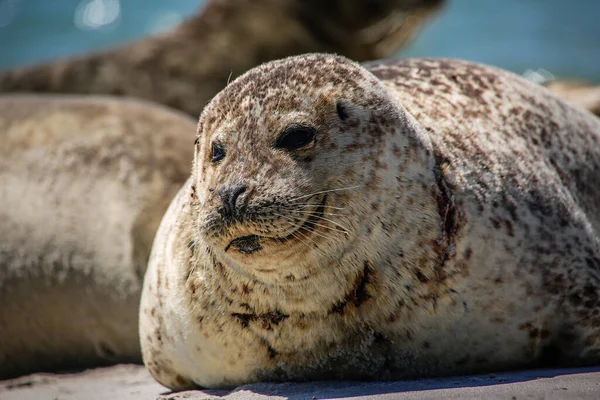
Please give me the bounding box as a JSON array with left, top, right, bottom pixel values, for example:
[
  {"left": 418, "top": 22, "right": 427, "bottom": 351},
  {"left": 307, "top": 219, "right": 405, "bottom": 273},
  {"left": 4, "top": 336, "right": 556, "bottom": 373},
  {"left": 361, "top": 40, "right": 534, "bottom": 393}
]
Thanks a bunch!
[{"left": 191, "top": 54, "right": 439, "bottom": 282}]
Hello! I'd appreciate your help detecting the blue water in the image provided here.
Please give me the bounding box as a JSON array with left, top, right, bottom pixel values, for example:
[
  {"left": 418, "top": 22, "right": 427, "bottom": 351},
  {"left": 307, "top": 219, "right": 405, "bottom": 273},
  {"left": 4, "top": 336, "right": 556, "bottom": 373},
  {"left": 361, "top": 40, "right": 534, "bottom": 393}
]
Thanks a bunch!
[{"left": 0, "top": 0, "right": 599, "bottom": 82}]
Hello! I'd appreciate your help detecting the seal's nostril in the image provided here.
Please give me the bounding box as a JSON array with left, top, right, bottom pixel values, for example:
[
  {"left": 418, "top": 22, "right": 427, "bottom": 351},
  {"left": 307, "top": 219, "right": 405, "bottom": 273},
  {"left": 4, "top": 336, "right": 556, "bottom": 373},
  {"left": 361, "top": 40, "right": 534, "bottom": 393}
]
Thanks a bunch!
[{"left": 218, "top": 184, "right": 247, "bottom": 219}]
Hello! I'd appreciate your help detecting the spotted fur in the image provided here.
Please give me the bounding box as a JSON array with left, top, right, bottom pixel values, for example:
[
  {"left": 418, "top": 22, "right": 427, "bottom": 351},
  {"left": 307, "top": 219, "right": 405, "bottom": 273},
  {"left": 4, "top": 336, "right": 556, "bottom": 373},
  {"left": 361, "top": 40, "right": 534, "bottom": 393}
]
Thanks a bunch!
[{"left": 140, "top": 54, "right": 600, "bottom": 390}]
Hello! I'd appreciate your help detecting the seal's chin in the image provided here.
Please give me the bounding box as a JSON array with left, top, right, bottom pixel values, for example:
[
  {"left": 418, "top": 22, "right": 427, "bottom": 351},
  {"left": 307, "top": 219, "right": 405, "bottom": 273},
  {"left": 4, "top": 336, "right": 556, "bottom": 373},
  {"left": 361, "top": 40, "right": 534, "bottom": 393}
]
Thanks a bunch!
[{"left": 224, "top": 196, "right": 328, "bottom": 255}]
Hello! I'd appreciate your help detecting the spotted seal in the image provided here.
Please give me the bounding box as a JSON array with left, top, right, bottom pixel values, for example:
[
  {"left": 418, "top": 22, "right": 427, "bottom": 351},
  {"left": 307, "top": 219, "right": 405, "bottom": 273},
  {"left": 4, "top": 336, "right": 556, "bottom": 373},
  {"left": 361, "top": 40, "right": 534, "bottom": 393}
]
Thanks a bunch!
[
  {"left": 139, "top": 53, "right": 600, "bottom": 390},
  {"left": 0, "top": 0, "right": 444, "bottom": 116},
  {"left": 0, "top": 94, "right": 196, "bottom": 379}
]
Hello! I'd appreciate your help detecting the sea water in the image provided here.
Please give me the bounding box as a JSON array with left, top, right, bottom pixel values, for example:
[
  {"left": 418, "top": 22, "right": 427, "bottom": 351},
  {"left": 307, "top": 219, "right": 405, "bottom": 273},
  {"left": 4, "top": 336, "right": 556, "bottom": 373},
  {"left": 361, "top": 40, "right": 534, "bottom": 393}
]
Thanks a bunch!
[{"left": 0, "top": 0, "right": 598, "bottom": 82}]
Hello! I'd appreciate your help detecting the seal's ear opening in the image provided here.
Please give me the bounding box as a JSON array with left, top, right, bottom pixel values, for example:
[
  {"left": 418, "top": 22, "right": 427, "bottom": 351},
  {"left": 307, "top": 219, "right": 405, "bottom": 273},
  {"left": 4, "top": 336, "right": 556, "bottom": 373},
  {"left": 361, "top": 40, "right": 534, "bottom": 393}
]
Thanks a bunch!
[{"left": 336, "top": 101, "right": 350, "bottom": 121}]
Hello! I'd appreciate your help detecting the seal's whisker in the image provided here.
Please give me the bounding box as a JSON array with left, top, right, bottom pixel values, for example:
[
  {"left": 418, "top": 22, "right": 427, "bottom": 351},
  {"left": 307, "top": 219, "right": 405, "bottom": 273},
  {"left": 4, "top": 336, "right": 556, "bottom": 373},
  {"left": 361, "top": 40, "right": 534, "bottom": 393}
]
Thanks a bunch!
[
  {"left": 308, "top": 215, "right": 350, "bottom": 235},
  {"left": 288, "top": 185, "right": 361, "bottom": 202},
  {"left": 272, "top": 212, "right": 301, "bottom": 222},
  {"left": 281, "top": 213, "right": 348, "bottom": 235},
  {"left": 287, "top": 210, "right": 346, "bottom": 217},
  {"left": 289, "top": 224, "right": 323, "bottom": 248},
  {"left": 186, "top": 264, "right": 197, "bottom": 286},
  {"left": 288, "top": 230, "right": 311, "bottom": 249},
  {"left": 281, "top": 203, "right": 347, "bottom": 211},
  {"left": 272, "top": 213, "right": 339, "bottom": 240},
  {"left": 276, "top": 209, "right": 351, "bottom": 234},
  {"left": 185, "top": 235, "right": 197, "bottom": 285},
  {"left": 272, "top": 213, "right": 318, "bottom": 233},
  {"left": 278, "top": 218, "right": 320, "bottom": 247},
  {"left": 312, "top": 223, "right": 347, "bottom": 235}
]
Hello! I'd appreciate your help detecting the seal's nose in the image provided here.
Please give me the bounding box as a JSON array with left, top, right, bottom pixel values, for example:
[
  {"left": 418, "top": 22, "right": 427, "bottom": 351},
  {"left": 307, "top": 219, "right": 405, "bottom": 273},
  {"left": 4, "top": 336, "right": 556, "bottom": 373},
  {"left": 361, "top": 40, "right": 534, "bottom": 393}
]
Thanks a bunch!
[{"left": 218, "top": 184, "right": 247, "bottom": 220}]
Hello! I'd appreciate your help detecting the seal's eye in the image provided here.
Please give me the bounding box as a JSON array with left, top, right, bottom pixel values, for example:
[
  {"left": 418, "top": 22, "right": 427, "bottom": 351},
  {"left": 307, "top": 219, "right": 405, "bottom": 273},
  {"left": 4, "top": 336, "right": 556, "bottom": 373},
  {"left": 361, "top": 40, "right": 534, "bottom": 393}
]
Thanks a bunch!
[
  {"left": 211, "top": 141, "right": 225, "bottom": 162},
  {"left": 275, "top": 125, "right": 316, "bottom": 150}
]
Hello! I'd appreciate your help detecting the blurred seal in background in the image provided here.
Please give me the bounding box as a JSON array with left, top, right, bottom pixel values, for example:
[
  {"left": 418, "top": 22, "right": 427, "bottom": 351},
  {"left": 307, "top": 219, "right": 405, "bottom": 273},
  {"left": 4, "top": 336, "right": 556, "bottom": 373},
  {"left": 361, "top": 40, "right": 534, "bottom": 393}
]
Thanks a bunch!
[
  {"left": 546, "top": 80, "right": 600, "bottom": 117},
  {"left": 0, "top": 0, "right": 444, "bottom": 116},
  {"left": 0, "top": 95, "right": 196, "bottom": 379}
]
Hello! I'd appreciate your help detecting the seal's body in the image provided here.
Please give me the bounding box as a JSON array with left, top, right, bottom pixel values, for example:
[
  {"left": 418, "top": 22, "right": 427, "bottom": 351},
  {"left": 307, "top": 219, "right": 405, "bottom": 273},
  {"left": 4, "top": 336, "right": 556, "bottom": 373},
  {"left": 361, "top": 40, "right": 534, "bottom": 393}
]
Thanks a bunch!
[
  {"left": 546, "top": 80, "right": 600, "bottom": 117},
  {"left": 140, "top": 54, "right": 600, "bottom": 390},
  {"left": 0, "top": 95, "right": 195, "bottom": 378}
]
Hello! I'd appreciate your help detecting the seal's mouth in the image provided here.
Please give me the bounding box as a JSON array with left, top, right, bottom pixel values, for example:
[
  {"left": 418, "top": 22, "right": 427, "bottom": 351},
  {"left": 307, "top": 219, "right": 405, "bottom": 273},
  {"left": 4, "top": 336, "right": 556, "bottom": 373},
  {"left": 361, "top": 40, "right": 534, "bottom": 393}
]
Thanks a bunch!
[
  {"left": 224, "top": 196, "right": 328, "bottom": 255},
  {"left": 225, "top": 234, "right": 263, "bottom": 254}
]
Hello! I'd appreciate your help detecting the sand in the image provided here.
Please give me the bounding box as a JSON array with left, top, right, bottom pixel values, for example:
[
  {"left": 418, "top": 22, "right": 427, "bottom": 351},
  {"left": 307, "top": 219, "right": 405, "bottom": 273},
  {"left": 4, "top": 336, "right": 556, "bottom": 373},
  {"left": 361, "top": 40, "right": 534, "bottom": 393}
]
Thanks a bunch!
[{"left": 1, "top": 364, "right": 599, "bottom": 400}]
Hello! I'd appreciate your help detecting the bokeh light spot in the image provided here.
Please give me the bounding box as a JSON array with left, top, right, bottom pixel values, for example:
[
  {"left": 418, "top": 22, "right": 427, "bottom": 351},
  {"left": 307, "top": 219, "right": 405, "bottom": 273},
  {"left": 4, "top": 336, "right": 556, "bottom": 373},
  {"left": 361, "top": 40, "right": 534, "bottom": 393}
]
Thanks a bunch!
[{"left": 74, "top": 0, "right": 121, "bottom": 31}]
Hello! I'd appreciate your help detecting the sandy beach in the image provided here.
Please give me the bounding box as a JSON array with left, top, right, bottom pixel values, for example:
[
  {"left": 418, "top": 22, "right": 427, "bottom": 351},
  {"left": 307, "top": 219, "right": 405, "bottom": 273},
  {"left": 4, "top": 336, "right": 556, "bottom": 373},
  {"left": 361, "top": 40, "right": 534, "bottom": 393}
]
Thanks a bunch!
[{"left": 2, "top": 364, "right": 599, "bottom": 400}]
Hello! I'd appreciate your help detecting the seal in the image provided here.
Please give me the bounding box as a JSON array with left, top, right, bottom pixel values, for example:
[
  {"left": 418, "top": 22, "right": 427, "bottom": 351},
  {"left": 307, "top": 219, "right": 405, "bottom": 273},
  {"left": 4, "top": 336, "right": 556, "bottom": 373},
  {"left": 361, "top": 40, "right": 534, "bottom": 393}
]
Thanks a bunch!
[
  {"left": 0, "top": 94, "right": 196, "bottom": 379},
  {"left": 546, "top": 80, "right": 600, "bottom": 116},
  {"left": 139, "top": 53, "right": 600, "bottom": 390},
  {"left": 0, "top": 0, "right": 444, "bottom": 116}
]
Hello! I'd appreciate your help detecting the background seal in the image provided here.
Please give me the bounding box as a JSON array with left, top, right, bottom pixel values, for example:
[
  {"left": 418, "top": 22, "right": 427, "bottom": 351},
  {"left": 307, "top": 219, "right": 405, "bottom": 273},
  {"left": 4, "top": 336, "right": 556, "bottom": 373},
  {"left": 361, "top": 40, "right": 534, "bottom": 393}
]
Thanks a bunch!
[
  {"left": 0, "top": 95, "right": 196, "bottom": 379},
  {"left": 0, "top": 0, "right": 444, "bottom": 116}
]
